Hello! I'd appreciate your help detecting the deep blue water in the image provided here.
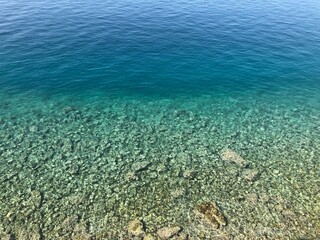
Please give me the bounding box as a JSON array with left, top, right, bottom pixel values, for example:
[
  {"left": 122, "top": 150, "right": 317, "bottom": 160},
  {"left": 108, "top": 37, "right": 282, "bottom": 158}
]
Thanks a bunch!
[{"left": 1, "top": 0, "right": 320, "bottom": 96}]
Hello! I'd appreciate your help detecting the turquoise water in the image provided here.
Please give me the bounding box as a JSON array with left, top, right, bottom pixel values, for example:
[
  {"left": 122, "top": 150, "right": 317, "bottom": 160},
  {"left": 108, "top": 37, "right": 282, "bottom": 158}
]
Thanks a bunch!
[{"left": 0, "top": 0, "right": 320, "bottom": 239}]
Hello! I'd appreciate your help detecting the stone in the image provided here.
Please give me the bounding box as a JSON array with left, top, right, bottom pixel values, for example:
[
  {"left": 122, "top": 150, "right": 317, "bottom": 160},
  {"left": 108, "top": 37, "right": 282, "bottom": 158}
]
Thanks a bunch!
[
  {"left": 242, "top": 168, "right": 260, "bottom": 181},
  {"left": 132, "top": 161, "right": 150, "bottom": 172},
  {"left": 125, "top": 171, "right": 139, "bottom": 181},
  {"left": 72, "top": 224, "right": 92, "bottom": 240},
  {"left": 259, "top": 192, "right": 270, "bottom": 203},
  {"left": 0, "top": 229, "right": 11, "bottom": 240},
  {"left": 157, "top": 226, "right": 182, "bottom": 239},
  {"left": 195, "top": 202, "right": 227, "bottom": 228},
  {"left": 14, "top": 226, "right": 41, "bottom": 240},
  {"left": 246, "top": 193, "right": 258, "bottom": 204},
  {"left": 171, "top": 189, "right": 185, "bottom": 199},
  {"left": 63, "top": 106, "right": 77, "bottom": 113},
  {"left": 58, "top": 216, "right": 79, "bottom": 235},
  {"left": 219, "top": 148, "right": 246, "bottom": 166},
  {"left": 144, "top": 233, "right": 156, "bottom": 240},
  {"left": 273, "top": 169, "right": 280, "bottom": 175},
  {"left": 173, "top": 110, "right": 190, "bottom": 118},
  {"left": 1, "top": 234, "right": 11, "bottom": 240},
  {"left": 182, "top": 170, "right": 196, "bottom": 179},
  {"left": 174, "top": 232, "right": 188, "bottom": 240},
  {"left": 128, "top": 219, "right": 145, "bottom": 237},
  {"left": 29, "top": 126, "right": 38, "bottom": 132}
]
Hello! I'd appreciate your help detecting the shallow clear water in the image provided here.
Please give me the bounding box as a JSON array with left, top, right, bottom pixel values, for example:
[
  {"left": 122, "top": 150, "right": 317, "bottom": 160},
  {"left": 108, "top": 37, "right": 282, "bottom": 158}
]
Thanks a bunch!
[{"left": 0, "top": 0, "right": 320, "bottom": 239}]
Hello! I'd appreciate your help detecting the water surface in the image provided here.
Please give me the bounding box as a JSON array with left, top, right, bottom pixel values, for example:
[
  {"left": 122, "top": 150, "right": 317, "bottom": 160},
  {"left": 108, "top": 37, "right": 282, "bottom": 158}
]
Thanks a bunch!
[{"left": 0, "top": 0, "right": 320, "bottom": 239}]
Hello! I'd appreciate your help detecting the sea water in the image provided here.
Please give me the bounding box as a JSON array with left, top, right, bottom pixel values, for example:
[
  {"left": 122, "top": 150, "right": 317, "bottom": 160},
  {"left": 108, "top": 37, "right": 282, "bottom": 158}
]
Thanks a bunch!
[{"left": 0, "top": 0, "right": 320, "bottom": 239}]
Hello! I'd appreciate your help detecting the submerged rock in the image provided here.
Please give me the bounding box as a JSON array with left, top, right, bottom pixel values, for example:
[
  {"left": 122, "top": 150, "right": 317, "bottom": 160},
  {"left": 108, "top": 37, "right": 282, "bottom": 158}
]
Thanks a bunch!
[
  {"left": 171, "top": 188, "right": 185, "bottom": 199},
  {"left": 219, "top": 148, "right": 247, "bottom": 166},
  {"left": 72, "top": 223, "right": 92, "bottom": 240},
  {"left": 143, "top": 233, "right": 156, "bottom": 240},
  {"left": 125, "top": 171, "right": 139, "bottom": 181},
  {"left": 182, "top": 170, "right": 196, "bottom": 179},
  {"left": 195, "top": 202, "right": 227, "bottom": 228},
  {"left": 173, "top": 109, "right": 191, "bottom": 118},
  {"left": 13, "top": 225, "right": 42, "bottom": 240},
  {"left": 132, "top": 161, "right": 150, "bottom": 172},
  {"left": 242, "top": 168, "right": 260, "bottom": 181},
  {"left": 157, "top": 225, "right": 182, "bottom": 239},
  {"left": 174, "top": 232, "right": 188, "bottom": 240},
  {"left": 1, "top": 235, "right": 11, "bottom": 240},
  {"left": 57, "top": 216, "right": 79, "bottom": 236},
  {"left": 0, "top": 230, "right": 11, "bottom": 240},
  {"left": 128, "top": 219, "right": 145, "bottom": 237}
]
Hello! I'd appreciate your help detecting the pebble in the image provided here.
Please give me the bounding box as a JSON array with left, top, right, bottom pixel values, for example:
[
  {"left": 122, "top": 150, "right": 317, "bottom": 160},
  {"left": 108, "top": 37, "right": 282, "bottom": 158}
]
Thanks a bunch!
[
  {"left": 219, "top": 148, "right": 247, "bottom": 166},
  {"left": 195, "top": 202, "right": 227, "bottom": 228},
  {"left": 144, "top": 233, "right": 156, "bottom": 240},
  {"left": 157, "top": 226, "right": 182, "bottom": 239},
  {"left": 128, "top": 219, "right": 145, "bottom": 237},
  {"left": 132, "top": 161, "right": 150, "bottom": 172},
  {"left": 242, "top": 168, "right": 260, "bottom": 181}
]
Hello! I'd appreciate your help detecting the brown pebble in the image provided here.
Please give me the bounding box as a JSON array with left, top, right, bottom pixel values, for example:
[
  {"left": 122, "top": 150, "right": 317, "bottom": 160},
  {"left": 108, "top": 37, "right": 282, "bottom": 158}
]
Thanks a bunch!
[{"left": 195, "top": 202, "right": 227, "bottom": 228}]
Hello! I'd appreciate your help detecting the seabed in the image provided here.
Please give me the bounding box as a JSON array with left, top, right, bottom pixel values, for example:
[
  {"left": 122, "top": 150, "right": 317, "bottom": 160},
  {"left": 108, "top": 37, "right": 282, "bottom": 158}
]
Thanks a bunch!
[{"left": 0, "top": 90, "right": 319, "bottom": 239}]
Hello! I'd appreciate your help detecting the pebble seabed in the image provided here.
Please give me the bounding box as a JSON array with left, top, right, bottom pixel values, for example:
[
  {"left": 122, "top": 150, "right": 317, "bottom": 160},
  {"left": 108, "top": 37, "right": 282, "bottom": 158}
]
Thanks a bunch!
[{"left": 0, "top": 90, "right": 319, "bottom": 239}]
